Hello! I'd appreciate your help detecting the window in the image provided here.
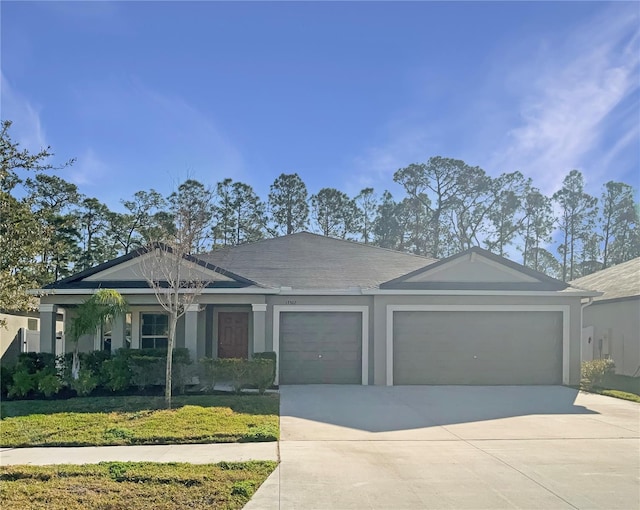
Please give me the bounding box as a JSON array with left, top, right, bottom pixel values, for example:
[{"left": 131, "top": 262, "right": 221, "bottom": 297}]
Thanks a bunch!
[
  {"left": 100, "top": 320, "right": 112, "bottom": 352},
  {"left": 140, "top": 313, "right": 169, "bottom": 349},
  {"left": 27, "top": 318, "right": 38, "bottom": 331}
]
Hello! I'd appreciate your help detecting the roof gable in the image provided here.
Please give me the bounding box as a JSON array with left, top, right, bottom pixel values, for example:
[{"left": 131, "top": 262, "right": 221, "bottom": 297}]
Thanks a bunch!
[
  {"left": 44, "top": 247, "right": 257, "bottom": 290},
  {"left": 381, "top": 247, "right": 568, "bottom": 291}
]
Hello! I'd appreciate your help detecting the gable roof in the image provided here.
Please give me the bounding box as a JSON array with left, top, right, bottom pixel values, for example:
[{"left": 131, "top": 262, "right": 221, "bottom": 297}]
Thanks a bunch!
[
  {"left": 199, "top": 232, "right": 437, "bottom": 289},
  {"left": 569, "top": 257, "right": 640, "bottom": 303},
  {"left": 380, "top": 246, "right": 569, "bottom": 291},
  {"left": 44, "top": 245, "right": 257, "bottom": 290}
]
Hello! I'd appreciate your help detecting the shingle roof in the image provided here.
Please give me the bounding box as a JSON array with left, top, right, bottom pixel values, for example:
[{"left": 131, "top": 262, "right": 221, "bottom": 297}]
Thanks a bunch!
[
  {"left": 569, "top": 258, "right": 640, "bottom": 302},
  {"left": 199, "top": 232, "right": 437, "bottom": 289}
]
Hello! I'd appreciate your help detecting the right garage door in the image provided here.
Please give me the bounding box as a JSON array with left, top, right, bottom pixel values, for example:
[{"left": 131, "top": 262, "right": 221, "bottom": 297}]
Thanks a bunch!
[{"left": 393, "top": 311, "right": 562, "bottom": 385}]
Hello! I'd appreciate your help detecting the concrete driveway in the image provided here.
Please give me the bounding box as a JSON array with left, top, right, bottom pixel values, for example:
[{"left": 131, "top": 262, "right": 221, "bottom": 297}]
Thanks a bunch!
[{"left": 249, "top": 385, "right": 639, "bottom": 510}]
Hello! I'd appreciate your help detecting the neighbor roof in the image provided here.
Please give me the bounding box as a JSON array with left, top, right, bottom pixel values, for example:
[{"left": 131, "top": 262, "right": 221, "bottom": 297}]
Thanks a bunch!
[
  {"left": 199, "top": 232, "right": 437, "bottom": 289},
  {"left": 569, "top": 257, "right": 640, "bottom": 302}
]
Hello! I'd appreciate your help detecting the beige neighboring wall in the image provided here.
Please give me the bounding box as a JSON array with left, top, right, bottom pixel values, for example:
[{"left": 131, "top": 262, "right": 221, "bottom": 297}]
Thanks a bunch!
[
  {"left": 583, "top": 298, "right": 640, "bottom": 377},
  {"left": 1, "top": 312, "right": 64, "bottom": 361}
]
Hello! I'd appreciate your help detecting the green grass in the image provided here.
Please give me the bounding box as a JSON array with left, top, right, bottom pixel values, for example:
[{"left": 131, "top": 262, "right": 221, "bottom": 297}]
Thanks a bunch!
[
  {"left": 600, "top": 373, "right": 640, "bottom": 395},
  {"left": 0, "top": 394, "right": 279, "bottom": 447},
  {"left": 596, "top": 389, "right": 640, "bottom": 403},
  {"left": 580, "top": 374, "right": 640, "bottom": 403},
  {"left": 0, "top": 461, "right": 277, "bottom": 510}
]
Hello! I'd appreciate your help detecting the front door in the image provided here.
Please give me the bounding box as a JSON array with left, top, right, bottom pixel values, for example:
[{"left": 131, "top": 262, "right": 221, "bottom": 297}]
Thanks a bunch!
[{"left": 218, "top": 312, "right": 249, "bottom": 358}]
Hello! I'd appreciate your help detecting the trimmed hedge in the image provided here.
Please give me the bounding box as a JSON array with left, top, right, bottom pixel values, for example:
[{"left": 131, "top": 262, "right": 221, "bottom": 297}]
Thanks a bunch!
[
  {"left": 3, "top": 349, "right": 275, "bottom": 400},
  {"left": 3, "top": 348, "right": 193, "bottom": 400},
  {"left": 200, "top": 353, "right": 277, "bottom": 394}
]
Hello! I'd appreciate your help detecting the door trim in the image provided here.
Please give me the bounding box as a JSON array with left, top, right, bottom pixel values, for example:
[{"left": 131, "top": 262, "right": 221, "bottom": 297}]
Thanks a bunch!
[
  {"left": 273, "top": 305, "right": 369, "bottom": 386},
  {"left": 386, "top": 304, "right": 570, "bottom": 386}
]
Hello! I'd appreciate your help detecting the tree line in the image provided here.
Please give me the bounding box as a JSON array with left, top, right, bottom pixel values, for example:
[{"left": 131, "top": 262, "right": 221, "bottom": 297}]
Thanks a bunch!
[{"left": 1, "top": 119, "right": 639, "bottom": 316}]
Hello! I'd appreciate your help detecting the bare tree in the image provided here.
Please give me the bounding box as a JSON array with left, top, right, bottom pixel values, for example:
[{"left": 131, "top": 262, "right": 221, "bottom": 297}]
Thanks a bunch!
[{"left": 139, "top": 182, "right": 212, "bottom": 408}]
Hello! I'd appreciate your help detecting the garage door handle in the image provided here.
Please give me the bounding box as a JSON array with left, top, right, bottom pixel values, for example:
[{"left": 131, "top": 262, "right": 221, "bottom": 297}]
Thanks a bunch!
[{"left": 318, "top": 354, "right": 323, "bottom": 359}]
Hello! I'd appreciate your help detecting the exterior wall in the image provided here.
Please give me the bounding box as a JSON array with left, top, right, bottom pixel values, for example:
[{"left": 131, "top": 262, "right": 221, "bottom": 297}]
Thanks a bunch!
[
  {"left": 408, "top": 257, "right": 537, "bottom": 283},
  {"left": 372, "top": 294, "right": 583, "bottom": 386},
  {"left": 38, "top": 291, "right": 584, "bottom": 386},
  {"left": 1, "top": 313, "right": 64, "bottom": 361},
  {"left": 583, "top": 298, "right": 640, "bottom": 376}
]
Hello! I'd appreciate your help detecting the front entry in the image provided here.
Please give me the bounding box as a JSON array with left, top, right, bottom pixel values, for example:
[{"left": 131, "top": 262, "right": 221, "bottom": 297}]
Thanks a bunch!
[{"left": 218, "top": 312, "right": 249, "bottom": 358}]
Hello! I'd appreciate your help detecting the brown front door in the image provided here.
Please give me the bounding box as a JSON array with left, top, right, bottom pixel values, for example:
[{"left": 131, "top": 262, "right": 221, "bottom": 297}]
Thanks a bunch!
[{"left": 218, "top": 312, "right": 249, "bottom": 358}]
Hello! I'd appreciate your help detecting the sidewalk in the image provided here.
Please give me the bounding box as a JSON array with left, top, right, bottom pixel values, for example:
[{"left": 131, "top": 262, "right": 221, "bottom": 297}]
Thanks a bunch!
[{"left": 0, "top": 442, "right": 279, "bottom": 466}]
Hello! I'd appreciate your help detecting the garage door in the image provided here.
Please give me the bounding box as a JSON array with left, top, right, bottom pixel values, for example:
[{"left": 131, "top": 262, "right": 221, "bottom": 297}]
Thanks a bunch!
[
  {"left": 393, "top": 311, "right": 562, "bottom": 385},
  {"left": 280, "top": 312, "right": 362, "bottom": 384}
]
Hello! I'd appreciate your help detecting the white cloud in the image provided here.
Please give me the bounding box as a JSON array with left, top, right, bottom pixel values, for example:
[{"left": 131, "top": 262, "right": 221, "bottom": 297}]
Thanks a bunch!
[
  {"left": 65, "top": 147, "right": 110, "bottom": 187},
  {"left": 489, "top": 5, "right": 639, "bottom": 194},
  {"left": 347, "top": 124, "right": 436, "bottom": 196},
  {"left": 1, "top": 74, "right": 47, "bottom": 152}
]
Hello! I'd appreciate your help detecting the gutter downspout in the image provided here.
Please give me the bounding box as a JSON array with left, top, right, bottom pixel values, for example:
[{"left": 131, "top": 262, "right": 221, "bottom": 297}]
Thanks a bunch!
[{"left": 580, "top": 297, "right": 594, "bottom": 370}]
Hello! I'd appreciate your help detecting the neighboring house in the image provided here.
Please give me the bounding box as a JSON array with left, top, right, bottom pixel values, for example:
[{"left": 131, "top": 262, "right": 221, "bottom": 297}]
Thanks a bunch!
[
  {"left": 570, "top": 258, "right": 640, "bottom": 377},
  {"left": 0, "top": 311, "right": 64, "bottom": 363},
  {"left": 32, "top": 232, "right": 598, "bottom": 386}
]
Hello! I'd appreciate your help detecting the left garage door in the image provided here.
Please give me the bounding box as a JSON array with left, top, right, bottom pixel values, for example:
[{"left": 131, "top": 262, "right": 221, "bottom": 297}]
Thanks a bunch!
[{"left": 280, "top": 312, "right": 362, "bottom": 384}]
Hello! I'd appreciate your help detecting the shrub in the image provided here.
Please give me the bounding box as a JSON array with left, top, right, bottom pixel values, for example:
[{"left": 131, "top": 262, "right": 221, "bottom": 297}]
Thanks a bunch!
[
  {"left": 199, "top": 357, "right": 218, "bottom": 391},
  {"left": 16, "top": 352, "right": 57, "bottom": 374},
  {"left": 8, "top": 370, "right": 36, "bottom": 398},
  {"left": 250, "top": 358, "right": 276, "bottom": 395},
  {"left": 36, "top": 372, "right": 62, "bottom": 397},
  {"left": 172, "top": 359, "right": 196, "bottom": 395},
  {"left": 102, "top": 356, "right": 132, "bottom": 391},
  {"left": 70, "top": 368, "right": 99, "bottom": 396},
  {"left": 581, "top": 359, "right": 615, "bottom": 390},
  {"left": 216, "top": 359, "right": 251, "bottom": 394},
  {"left": 1, "top": 362, "right": 16, "bottom": 397},
  {"left": 253, "top": 352, "right": 277, "bottom": 385},
  {"left": 130, "top": 356, "right": 165, "bottom": 391}
]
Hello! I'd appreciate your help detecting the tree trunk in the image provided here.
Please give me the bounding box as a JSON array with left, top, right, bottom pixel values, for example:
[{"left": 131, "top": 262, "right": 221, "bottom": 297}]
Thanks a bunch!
[{"left": 165, "top": 311, "right": 177, "bottom": 409}]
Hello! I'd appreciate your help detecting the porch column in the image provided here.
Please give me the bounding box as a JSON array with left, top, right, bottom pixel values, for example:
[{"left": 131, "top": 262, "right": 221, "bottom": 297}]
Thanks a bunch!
[
  {"left": 110, "top": 313, "right": 126, "bottom": 352},
  {"left": 252, "top": 304, "right": 267, "bottom": 354},
  {"left": 39, "top": 304, "right": 57, "bottom": 354},
  {"left": 184, "top": 304, "right": 199, "bottom": 362}
]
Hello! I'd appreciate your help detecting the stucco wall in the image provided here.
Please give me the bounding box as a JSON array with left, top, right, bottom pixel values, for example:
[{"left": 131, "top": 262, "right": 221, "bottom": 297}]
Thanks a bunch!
[{"left": 583, "top": 298, "right": 640, "bottom": 376}]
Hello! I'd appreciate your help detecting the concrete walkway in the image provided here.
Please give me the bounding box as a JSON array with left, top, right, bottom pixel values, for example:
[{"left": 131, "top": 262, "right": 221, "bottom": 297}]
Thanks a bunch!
[{"left": 0, "top": 442, "right": 279, "bottom": 466}]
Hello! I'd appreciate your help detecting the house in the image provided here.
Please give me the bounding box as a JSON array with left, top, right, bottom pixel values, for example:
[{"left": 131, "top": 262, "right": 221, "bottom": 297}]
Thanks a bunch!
[
  {"left": 32, "top": 232, "right": 598, "bottom": 386},
  {"left": 570, "top": 258, "right": 640, "bottom": 377}
]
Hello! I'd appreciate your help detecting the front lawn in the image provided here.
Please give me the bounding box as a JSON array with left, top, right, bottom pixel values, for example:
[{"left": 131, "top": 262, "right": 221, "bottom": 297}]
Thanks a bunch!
[
  {"left": 0, "top": 394, "right": 279, "bottom": 447},
  {"left": 0, "top": 461, "right": 276, "bottom": 510}
]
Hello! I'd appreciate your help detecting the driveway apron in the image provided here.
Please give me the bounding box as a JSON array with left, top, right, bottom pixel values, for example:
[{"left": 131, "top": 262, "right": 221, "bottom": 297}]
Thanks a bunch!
[{"left": 271, "top": 385, "right": 639, "bottom": 510}]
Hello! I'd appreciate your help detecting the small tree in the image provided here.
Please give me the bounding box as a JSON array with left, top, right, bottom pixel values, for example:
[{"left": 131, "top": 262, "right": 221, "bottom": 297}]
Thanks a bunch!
[
  {"left": 68, "top": 289, "right": 128, "bottom": 380},
  {"left": 140, "top": 244, "right": 207, "bottom": 408},
  {"left": 140, "top": 182, "right": 210, "bottom": 408}
]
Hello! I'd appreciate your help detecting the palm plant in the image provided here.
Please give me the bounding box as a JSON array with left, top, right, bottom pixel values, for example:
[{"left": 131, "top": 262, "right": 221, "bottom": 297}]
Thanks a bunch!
[{"left": 68, "top": 289, "right": 128, "bottom": 379}]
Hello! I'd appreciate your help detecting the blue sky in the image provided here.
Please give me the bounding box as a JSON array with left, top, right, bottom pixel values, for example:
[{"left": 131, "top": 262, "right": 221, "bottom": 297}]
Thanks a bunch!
[{"left": 2, "top": 1, "right": 639, "bottom": 211}]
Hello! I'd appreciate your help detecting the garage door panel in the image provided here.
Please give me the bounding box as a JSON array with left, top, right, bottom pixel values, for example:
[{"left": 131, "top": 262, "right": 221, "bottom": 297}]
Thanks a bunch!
[
  {"left": 394, "top": 311, "right": 562, "bottom": 385},
  {"left": 280, "top": 311, "right": 362, "bottom": 384}
]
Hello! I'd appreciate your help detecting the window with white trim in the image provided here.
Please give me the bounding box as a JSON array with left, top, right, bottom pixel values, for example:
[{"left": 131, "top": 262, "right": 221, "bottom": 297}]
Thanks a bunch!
[{"left": 140, "top": 313, "right": 169, "bottom": 349}]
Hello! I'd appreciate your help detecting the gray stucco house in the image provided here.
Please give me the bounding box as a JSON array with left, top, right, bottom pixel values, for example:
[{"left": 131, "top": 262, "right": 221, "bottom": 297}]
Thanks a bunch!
[
  {"left": 34, "top": 232, "right": 598, "bottom": 386},
  {"left": 570, "top": 258, "right": 640, "bottom": 377}
]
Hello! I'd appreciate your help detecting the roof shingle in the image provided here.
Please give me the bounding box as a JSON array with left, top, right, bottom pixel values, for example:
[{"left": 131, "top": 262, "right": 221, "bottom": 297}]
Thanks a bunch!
[
  {"left": 199, "top": 232, "right": 437, "bottom": 289},
  {"left": 569, "top": 258, "right": 640, "bottom": 302}
]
